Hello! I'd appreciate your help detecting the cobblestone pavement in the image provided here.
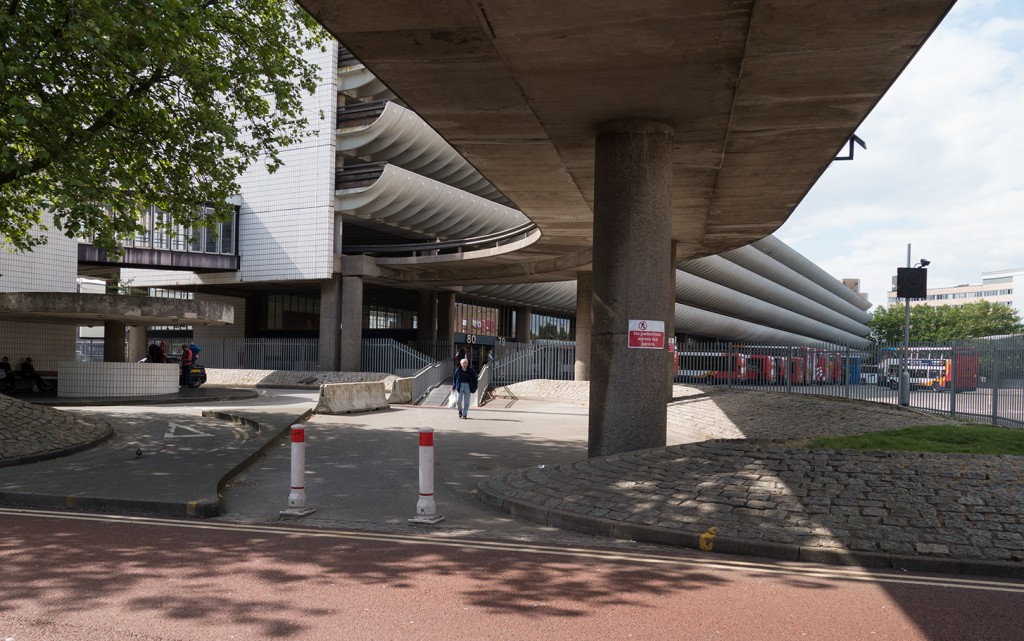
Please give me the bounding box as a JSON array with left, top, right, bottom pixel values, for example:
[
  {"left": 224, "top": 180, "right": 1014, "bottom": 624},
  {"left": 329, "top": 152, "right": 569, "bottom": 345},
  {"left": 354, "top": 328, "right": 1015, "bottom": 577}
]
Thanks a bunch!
[
  {"left": 484, "top": 381, "right": 1024, "bottom": 574},
  {"left": 0, "top": 395, "right": 110, "bottom": 465}
]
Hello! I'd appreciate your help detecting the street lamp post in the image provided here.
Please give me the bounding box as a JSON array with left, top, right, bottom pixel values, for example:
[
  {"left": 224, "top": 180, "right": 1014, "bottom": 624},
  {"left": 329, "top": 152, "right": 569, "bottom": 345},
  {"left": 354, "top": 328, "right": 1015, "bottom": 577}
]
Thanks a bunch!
[{"left": 899, "top": 244, "right": 929, "bottom": 407}]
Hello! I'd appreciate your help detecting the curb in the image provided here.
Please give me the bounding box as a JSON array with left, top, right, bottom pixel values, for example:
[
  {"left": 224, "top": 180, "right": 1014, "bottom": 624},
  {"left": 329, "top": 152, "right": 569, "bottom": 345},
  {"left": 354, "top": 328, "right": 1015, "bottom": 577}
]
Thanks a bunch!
[
  {"left": 476, "top": 479, "right": 1024, "bottom": 581},
  {"left": 0, "top": 424, "right": 114, "bottom": 469},
  {"left": 0, "top": 409, "right": 314, "bottom": 519}
]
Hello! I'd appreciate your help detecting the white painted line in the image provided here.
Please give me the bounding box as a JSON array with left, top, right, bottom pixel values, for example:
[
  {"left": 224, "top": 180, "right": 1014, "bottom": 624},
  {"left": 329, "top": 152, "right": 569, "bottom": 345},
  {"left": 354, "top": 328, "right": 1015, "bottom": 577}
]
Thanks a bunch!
[{"left": 164, "top": 422, "right": 213, "bottom": 439}]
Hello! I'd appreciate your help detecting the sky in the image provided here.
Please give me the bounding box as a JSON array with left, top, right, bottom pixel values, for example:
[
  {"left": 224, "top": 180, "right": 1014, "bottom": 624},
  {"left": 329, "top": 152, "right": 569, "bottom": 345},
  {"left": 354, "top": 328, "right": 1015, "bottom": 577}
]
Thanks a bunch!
[{"left": 777, "top": 0, "right": 1024, "bottom": 311}]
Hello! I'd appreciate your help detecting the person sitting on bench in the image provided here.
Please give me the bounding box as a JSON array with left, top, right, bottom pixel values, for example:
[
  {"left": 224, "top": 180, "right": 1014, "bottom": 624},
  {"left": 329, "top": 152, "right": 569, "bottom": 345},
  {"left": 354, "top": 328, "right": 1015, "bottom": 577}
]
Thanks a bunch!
[
  {"left": 20, "top": 357, "right": 52, "bottom": 392},
  {"left": 0, "top": 356, "right": 16, "bottom": 391}
]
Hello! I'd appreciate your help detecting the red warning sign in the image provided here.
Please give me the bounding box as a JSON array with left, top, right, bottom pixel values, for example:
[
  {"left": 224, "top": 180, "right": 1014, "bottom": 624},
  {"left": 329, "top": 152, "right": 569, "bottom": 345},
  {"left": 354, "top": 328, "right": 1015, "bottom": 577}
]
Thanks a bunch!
[{"left": 628, "top": 319, "right": 665, "bottom": 349}]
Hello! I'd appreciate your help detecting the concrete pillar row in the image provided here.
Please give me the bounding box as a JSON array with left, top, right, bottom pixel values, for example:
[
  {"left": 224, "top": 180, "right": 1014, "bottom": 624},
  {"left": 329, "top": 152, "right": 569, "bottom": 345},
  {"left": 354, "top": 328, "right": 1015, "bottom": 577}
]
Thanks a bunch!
[
  {"left": 574, "top": 271, "right": 593, "bottom": 381},
  {"left": 103, "top": 321, "right": 127, "bottom": 362},
  {"left": 588, "top": 119, "right": 674, "bottom": 458},
  {"left": 668, "top": 240, "right": 679, "bottom": 402},
  {"left": 437, "top": 291, "right": 457, "bottom": 343},
  {"left": 319, "top": 277, "right": 342, "bottom": 371},
  {"left": 339, "top": 276, "right": 363, "bottom": 371},
  {"left": 417, "top": 291, "right": 438, "bottom": 343},
  {"left": 515, "top": 305, "right": 532, "bottom": 344},
  {"left": 127, "top": 326, "right": 149, "bottom": 363}
]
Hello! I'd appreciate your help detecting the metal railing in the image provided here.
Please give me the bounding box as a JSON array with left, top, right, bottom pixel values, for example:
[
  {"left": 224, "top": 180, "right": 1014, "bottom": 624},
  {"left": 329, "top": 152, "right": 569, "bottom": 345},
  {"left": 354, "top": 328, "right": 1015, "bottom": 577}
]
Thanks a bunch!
[
  {"left": 410, "top": 361, "right": 450, "bottom": 404},
  {"left": 677, "top": 338, "right": 1024, "bottom": 428},
  {"left": 491, "top": 339, "right": 576, "bottom": 386},
  {"left": 198, "top": 338, "right": 320, "bottom": 371},
  {"left": 363, "top": 338, "right": 435, "bottom": 375}
]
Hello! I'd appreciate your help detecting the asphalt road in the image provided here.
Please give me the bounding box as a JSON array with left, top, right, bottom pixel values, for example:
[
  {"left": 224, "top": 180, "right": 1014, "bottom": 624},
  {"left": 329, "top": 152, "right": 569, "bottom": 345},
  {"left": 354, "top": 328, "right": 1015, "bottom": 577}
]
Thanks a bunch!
[{"left": 2, "top": 508, "right": 1023, "bottom": 641}]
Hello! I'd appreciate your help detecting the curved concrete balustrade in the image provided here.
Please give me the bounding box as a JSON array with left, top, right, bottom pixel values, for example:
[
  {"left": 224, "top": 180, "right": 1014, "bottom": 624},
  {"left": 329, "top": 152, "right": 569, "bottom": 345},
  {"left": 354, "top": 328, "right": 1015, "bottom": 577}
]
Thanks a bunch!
[
  {"left": 673, "top": 304, "right": 820, "bottom": 346},
  {"left": 680, "top": 255, "right": 870, "bottom": 337},
  {"left": 721, "top": 246, "right": 872, "bottom": 324},
  {"left": 339, "top": 102, "right": 511, "bottom": 205},
  {"left": 337, "top": 64, "right": 395, "bottom": 101},
  {"left": 753, "top": 236, "right": 873, "bottom": 313},
  {"left": 58, "top": 362, "right": 180, "bottom": 399},
  {"left": 675, "top": 274, "right": 869, "bottom": 348},
  {"left": 336, "top": 164, "right": 530, "bottom": 239}
]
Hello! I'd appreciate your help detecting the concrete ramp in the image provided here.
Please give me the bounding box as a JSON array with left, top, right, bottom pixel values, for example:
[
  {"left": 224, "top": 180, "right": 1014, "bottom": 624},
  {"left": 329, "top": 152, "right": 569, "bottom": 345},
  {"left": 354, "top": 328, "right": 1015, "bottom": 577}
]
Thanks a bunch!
[{"left": 315, "top": 381, "right": 389, "bottom": 414}]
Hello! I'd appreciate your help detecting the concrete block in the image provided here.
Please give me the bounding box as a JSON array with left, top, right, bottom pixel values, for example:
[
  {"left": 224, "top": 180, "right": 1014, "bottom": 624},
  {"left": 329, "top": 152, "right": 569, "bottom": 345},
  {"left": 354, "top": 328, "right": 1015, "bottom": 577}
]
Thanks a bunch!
[
  {"left": 388, "top": 377, "right": 413, "bottom": 404},
  {"left": 315, "top": 381, "right": 389, "bottom": 414}
]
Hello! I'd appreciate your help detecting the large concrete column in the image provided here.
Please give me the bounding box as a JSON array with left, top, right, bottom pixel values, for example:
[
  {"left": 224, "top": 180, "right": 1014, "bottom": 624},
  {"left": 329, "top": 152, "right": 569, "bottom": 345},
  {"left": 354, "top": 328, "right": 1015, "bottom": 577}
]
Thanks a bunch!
[
  {"left": 417, "top": 291, "right": 437, "bottom": 343},
  {"left": 589, "top": 119, "right": 674, "bottom": 458},
  {"left": 339, "top": 276, "right": 363, "bottom": 371},
  {"left": 128, "top": 326, "right": 148, "bottom": 362},
  {"left": 437, "top": 291, "right": 457, "bottom": 343},
  {"left": 515, "top": 305, "right": 532, "bottom": 344},
  {"left": 667, "top": 241, "right": 679, "bottom": 401},
  {"left": 103, "top": 321, "right": 127, "bottom": 362},
  {"left": 319, "top": 277, "right": 342, "bottom": 371},
  {"left": 574, "top": 271, "right": 592, "bottom": 381}
]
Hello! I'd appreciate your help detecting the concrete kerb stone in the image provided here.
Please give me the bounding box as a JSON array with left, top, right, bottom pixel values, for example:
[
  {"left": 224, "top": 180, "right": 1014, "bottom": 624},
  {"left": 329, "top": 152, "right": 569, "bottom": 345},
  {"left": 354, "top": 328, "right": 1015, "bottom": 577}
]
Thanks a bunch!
[
  {"left": 0, "top": 427, "right": 114, "bottom": 469},
  {"left": 212, "top": 407, "right": 318, "bottom": 502},
  {"left": 477, "top": 470, "right": 1024, "bottom": 581}
]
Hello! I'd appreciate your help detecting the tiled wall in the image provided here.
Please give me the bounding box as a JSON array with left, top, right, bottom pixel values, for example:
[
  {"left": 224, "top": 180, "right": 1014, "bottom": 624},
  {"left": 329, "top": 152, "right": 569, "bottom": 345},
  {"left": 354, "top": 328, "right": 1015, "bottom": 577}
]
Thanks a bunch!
[
  {"left": 193, "top": 294, "right": 247, "bottom": 342},
  {"left": 58, "top": 362, "right": 180, "bottom": 398},
  {"left": 124, "top": 41, "right": 339, "bottom": 289},
  {"left": 0, "top": 214, "right": 79, "bottom": 369}
]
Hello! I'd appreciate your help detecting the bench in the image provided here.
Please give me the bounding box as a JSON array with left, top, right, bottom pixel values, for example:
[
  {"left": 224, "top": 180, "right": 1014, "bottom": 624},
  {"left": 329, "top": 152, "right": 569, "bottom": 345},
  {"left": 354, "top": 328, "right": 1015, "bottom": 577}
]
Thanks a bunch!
[{"left": 4, "top": 370, "right": 58, "bottom": 393}]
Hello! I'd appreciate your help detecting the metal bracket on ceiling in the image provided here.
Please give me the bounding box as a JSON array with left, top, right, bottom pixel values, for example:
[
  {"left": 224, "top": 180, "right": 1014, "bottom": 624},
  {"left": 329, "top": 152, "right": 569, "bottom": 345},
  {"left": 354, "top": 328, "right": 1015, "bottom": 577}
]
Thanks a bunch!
[{"left": 834, "top": 134, "right": 867, "bottom": 161}]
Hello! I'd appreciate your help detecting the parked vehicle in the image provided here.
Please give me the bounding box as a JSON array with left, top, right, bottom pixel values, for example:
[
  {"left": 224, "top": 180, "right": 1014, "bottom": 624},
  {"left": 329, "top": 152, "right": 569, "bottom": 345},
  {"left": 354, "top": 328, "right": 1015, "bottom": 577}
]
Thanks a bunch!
[{"left": 139, "top": 356, "right": 207, "bottom": 388}]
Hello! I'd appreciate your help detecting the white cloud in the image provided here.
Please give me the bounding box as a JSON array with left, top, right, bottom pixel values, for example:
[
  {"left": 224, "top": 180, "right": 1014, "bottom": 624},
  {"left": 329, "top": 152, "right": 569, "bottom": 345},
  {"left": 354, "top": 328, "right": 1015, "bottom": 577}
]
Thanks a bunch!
[{"left": 778, "top": 0, "right": 1024, "bottom": 310}]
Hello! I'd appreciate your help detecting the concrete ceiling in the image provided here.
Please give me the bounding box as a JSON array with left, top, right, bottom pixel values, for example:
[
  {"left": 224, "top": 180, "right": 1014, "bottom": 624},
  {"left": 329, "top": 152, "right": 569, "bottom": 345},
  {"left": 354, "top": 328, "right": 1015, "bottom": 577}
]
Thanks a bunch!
[{"left": 299, "top": 0, "right": 956, "bottom": 284}]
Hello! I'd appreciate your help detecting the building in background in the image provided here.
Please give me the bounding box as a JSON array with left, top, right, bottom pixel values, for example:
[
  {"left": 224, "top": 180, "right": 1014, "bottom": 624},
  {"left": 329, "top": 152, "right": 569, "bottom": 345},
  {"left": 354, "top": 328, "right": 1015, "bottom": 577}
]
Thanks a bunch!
[
  {"left": 886, "top": 268, "right": 1022, "bottom": 312},
  {"left": 3, "top": 39, "right": 874, "bottom": 373}
]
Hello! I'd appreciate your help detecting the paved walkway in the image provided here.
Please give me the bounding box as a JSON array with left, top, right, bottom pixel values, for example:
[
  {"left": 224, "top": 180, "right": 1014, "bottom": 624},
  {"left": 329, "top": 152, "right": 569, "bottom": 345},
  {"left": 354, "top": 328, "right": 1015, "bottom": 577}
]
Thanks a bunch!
[{"left": 0, "top": 381, "right": 1022, "bottom": 578}]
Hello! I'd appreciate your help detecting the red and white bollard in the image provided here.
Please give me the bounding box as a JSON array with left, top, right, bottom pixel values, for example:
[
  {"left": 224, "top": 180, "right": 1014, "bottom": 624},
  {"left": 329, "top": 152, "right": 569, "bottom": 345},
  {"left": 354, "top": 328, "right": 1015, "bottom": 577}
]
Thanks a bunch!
[
  {"left": 409, "top": 427, "right": 444, "bottom": 524},
  {"left": 280, "top": 424, "right": 316, "bottom": 517}
]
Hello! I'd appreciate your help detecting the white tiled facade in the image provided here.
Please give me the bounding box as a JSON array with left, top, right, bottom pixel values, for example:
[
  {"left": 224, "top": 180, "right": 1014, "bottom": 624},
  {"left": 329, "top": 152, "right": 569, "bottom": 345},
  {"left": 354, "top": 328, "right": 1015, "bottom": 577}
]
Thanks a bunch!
[
  {"left": 124, "top": 42, "right": 339, "bottom": 289},
  {"left": 192, "top": 294, "right": 248, "bottom": 342},
  {"left": 0, "top": 216, "right": 78, "bottom": 370},
  {"left": 58, "top": 361, "right": 179, "bottom": 398}
]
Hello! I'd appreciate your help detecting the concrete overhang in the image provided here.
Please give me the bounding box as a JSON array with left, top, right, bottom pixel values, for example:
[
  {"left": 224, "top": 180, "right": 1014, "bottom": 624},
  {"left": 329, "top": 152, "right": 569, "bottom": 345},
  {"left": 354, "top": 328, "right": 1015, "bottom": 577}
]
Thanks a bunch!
[
  {"left": 299, "top": 0, "right": 956, "bottom": 283},
  {"left": 0, "top": 293, "right": 234, "bottom": 326}
]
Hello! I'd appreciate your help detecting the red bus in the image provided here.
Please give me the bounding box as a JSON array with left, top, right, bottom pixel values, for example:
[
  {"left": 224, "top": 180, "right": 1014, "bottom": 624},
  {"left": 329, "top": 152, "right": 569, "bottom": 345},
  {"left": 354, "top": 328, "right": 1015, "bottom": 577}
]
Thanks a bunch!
[
  {"left": 680, "top": 351, "right": 756, "bottom": 384},
  {"left": 879, "top": 347, "right": 979, "bottom": 391}
]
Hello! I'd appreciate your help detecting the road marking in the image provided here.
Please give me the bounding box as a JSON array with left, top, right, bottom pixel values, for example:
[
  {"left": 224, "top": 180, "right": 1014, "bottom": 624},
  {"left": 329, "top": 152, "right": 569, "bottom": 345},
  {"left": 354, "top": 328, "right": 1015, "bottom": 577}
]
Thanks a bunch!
[
  {"left": 2, "top": 506, "right": 1022, "bottom": 593},
  {"left": 164, "top": 422, "right": 213, "bottom": 438}
]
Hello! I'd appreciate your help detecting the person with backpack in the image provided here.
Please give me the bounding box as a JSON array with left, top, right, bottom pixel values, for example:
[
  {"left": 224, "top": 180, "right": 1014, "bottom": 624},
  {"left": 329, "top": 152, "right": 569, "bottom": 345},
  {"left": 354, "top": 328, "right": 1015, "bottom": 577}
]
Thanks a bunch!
[{"left": 180, "top": 344, "right": 194, "bottom": 387}]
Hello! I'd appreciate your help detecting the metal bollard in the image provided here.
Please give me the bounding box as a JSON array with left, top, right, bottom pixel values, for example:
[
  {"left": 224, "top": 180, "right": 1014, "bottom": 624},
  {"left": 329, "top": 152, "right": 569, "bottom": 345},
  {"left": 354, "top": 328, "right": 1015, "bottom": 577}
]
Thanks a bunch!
[
  {"left": 409, "top": 427, "right": 444, "bottom": 524},
  {"left": 280, "top": 424, "right": 316, "bottom": 517}
]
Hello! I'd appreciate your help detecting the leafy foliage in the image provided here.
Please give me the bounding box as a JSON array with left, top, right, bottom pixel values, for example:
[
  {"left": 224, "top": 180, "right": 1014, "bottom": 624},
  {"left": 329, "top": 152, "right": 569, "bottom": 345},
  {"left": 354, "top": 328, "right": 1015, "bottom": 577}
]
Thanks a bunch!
[
  {"left": 0, "top": 0, "right": 326, "bottom": 253},
  {"left": 868, "top": 301, "right": 1024, "bottom": 343}
]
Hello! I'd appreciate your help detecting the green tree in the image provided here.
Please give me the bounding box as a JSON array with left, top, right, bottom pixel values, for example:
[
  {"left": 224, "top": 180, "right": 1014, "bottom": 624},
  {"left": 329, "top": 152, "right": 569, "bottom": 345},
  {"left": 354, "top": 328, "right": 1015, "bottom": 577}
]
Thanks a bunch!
[
  {"left": 868, "top": 301, "right": 1024, "bottom": 343},
  {"left": 1, "top": 0, "right": 326, "bottom": 253}
]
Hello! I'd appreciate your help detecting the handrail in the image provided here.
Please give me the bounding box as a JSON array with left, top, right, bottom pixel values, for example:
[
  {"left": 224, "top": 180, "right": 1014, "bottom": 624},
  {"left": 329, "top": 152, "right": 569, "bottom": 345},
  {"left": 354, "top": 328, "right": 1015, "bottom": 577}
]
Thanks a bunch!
[
  {"left": 335, "top": 162, "right": 386, "bottom": 189},
  {"left": 343, "top": 221, "right": 538, "bottom": 255},
  {"left": 337, "top": 99, "right": 389, "bottom": 125}
]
